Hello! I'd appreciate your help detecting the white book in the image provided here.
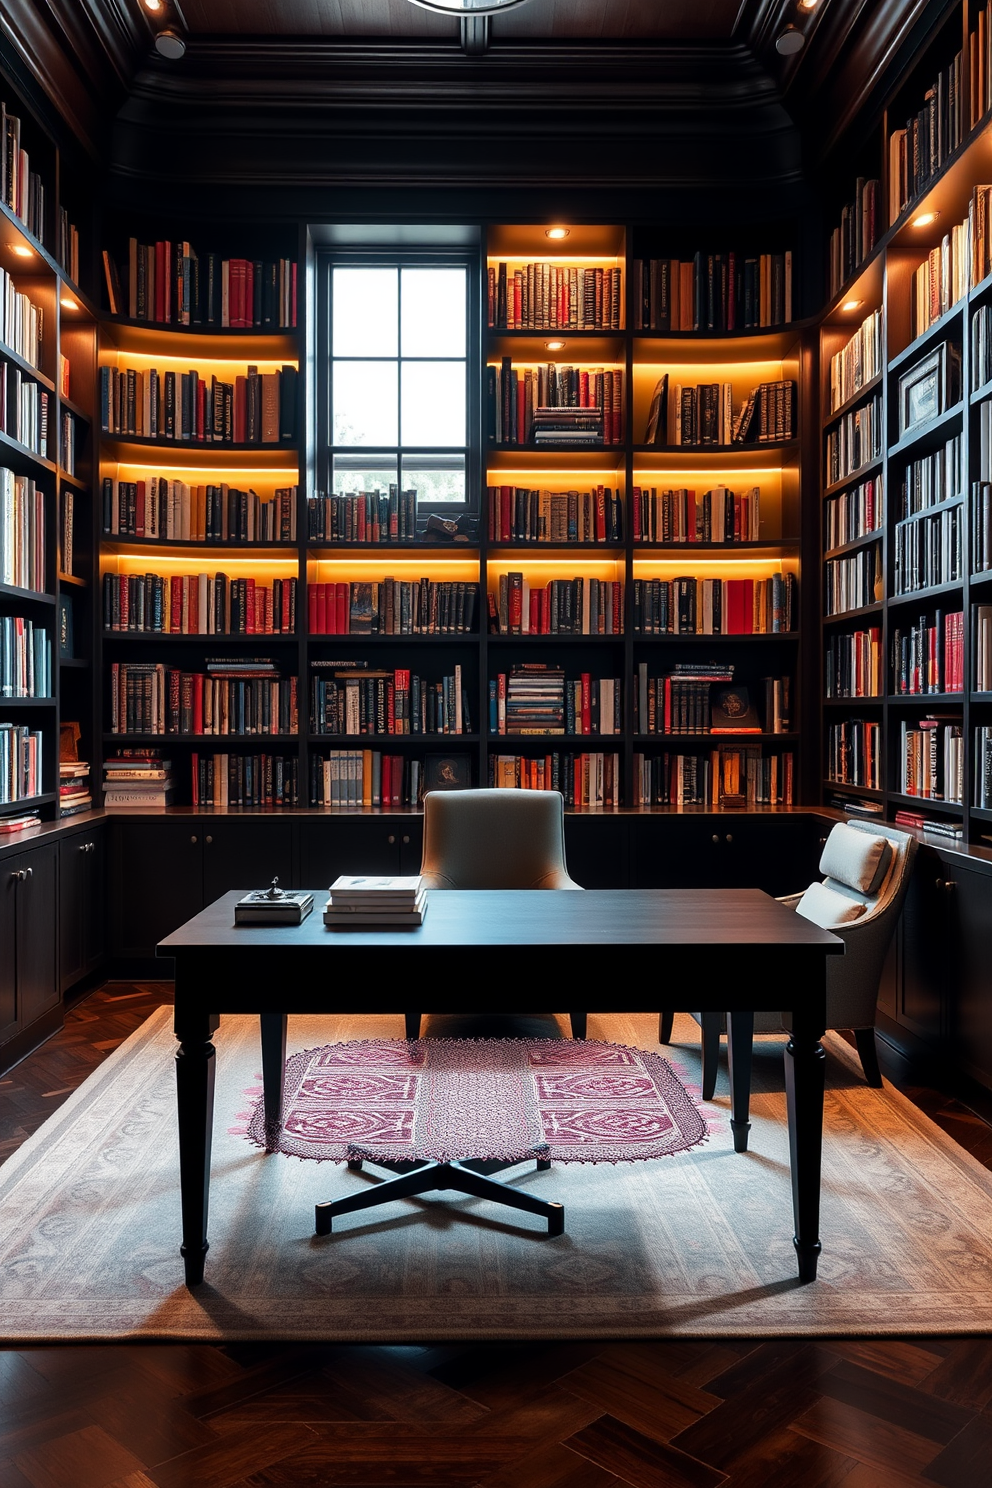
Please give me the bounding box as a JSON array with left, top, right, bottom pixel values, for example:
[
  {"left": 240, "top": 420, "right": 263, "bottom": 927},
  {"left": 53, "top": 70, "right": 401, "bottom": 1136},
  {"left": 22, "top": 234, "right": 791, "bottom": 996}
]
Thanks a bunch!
[{"left": 329, "top": 874, "right": 424, "bottom": 902}]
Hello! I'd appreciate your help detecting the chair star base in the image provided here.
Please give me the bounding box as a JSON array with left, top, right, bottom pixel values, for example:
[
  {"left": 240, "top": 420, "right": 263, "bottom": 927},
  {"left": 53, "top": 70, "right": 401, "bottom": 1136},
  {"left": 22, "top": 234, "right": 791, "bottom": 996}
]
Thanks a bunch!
[{"left": 315, "top": 1158, "right": 565, "bottom": 1236}]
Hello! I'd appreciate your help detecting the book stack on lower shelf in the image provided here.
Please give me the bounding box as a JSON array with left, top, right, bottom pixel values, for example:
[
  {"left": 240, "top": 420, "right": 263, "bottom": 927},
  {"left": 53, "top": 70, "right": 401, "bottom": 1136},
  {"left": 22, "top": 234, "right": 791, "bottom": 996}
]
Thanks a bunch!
[
  {"left": 59, "top": 760, "right": 92, "bottom": 817},
  {"left": 323, "top": 874, "right": 427, "bottom": 928},
  {"left": 103, "top": 752, "right": 175, "bottom": 808}
]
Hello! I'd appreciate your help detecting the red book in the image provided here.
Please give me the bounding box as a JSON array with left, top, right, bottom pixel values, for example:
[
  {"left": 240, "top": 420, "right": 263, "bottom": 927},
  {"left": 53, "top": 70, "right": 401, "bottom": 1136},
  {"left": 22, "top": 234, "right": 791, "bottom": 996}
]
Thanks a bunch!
[
  {"left": 282, "top": 581, "right": 291, "bottom": 633},
  {"left": 580, "top": 370, "right": 590, "bottom": 407},
  {"left": 196, "top": 377, "right": 206, "bottom": 441},
  {"left": 508, "top": 573, "right": 523, "bottom": 634},
  {"left": 581, "top": 673, "right": 591, "bottom": 735},
  {"left": 234, "top": 377, "right": 247, "bottom": 442},
  {"left": 390, "top": 755, "right": 402, "bottom": 806},
  {"left": 135, "top": 480, "right": 146, "bottom": 539},
  {"left": 118, "top": 575, "right": 128, "bottom": 631},
  {"left": 188, "top": 578, "right": 198, "bottom": 635},
  {"left": 171, "top": 575, "right": 182, "bottom": 632},
  {"left": 356, "top": 500, "right": 366, "bottom": 543},
  {"left": 632, "top": 486, "right": 641, "bottom": 542},
  {"left": 192, "top": 673, "right": 204, "bottom": 735},
  {"left": 155, "top": 240, "right": 166, "bottom": 322},
  {"left": 517, "top": 378, "right": 526, "bottom": 444},
  {"left": 245, "top": 577, "right": 256, "bottom": 634},
  {"left": 596, "top": 486, "right": 606, "bottom": 543},
  {"left": 743, "top": 578, "right": 754, "bottom": 633},
  {"left": 315, "top": 583, "right": 327, "bottom": 635},
  {"left": 529, "top": 589, "right": 540, "bottom": 635},
  {"left": 540, "top": 585, "right": 550, "bottom": 634},
  {"left": 664, "top": 676, "right": 672, "bottom": 733},
  {"left": 612, "top": 582, "right": 622, "bottom": 634},
  {"left": 245, "top": 260, "right": 255, "bottom": 328},
  {"left": 336, "top": 583, "right": 349, "bottom": 635},
  {"left": 501, "top": 485, "right": 512, "bottom": 541}
]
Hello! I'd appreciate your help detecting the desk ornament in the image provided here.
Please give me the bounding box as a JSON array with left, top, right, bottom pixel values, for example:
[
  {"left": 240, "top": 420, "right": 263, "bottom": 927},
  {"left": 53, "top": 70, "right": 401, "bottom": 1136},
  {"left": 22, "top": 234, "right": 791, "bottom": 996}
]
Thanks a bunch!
[{"left": 235, "top": 878, "right": 314, "bottom": 925}]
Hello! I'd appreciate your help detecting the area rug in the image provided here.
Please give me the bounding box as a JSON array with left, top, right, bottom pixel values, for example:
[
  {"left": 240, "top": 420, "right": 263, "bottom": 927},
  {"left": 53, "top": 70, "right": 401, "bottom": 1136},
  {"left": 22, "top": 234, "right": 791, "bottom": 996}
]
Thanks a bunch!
[
  {"left": 247, "top": 1038, "right": 709, "bottom": 1163},
  {"left": 2, "top": 1008, "right": 992, "bottom": 1342}
]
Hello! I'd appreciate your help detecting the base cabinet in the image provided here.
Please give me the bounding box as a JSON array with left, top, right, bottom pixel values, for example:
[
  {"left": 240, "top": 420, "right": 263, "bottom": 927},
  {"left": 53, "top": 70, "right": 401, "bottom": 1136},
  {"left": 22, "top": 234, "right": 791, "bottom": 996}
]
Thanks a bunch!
[
  {"left": 0, "top": 841, "right": 60, "bottom": 1055},
  {"left": 59, "top": 824, "right": 107, "bottom": 993},
  {"left": 300, "top": 818, "right": 423, "bottom": 887}
]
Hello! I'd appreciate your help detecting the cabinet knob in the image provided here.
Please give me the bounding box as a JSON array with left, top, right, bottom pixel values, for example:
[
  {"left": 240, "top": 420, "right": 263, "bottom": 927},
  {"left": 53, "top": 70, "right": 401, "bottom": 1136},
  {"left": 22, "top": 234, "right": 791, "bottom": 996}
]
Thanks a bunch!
[
  {"left": 205, "top": 835, "right": 213, "bottom": 845},
  {"left": 23, "top": 866, "right": 32, "bottom": 880},
  {"left": 11, "top": 867, "right": 32, "bottom": 882},
  {"left": 711, "top": 834, "right": 720, "bottom": 844},
  {"left": 79, "top": 843, "right": 88, "bottom": 853},
  {"left": 402, "top": 835, "right": 410, "bottom": 845},
  {"left": 190, "top": 835, "right": 198, "bottom": 845},
  {"left": 936, "top": 878, "right": 956, "bottom": 892},
  {"left": 387, "top": 834, "right": 396, "bottom": 845},
  {"left": 725, "top": 833, "right": 733, "bottom": 844}
]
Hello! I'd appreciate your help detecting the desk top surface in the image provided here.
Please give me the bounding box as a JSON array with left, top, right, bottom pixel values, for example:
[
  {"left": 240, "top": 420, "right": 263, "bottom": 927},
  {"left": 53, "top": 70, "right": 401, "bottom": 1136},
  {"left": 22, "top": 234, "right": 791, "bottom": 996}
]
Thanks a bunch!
[{"left": 159, "top": 887, "right": 844, "bottom": 954}]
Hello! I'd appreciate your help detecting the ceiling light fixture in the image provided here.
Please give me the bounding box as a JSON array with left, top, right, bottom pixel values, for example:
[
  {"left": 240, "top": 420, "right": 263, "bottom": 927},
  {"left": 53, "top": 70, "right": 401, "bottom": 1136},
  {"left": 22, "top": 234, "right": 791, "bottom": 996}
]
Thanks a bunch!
[
  {"left": 912, "top": 210, "right": 940, "bottom": 228},
  {"left": 841, "top": 299, "right": 863, "bottom": 312},
  {"left": 143, "top": 0, "right": 164, "bottom": 11},
  {"left": 775, "top": 25, "right": 805, "bottom": 54},
  {"left": 798, "top": 0, "right": 819, "bottom": 10},
  {"left": 545, "top": 227, "right": 570, "bottom": 240},
  {"left": 11, "top": 244, "right": 32, "bottom": 258}
]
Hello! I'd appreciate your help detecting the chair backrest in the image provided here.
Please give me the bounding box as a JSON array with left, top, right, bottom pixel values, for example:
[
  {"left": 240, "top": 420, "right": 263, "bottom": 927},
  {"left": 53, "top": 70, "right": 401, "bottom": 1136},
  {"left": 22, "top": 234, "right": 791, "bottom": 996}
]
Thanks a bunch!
[
  {"left": 796, "top": 819, "right": 917, "bottom": 1028},
  {"left": 419, "top": 788, "right": 582, "bottom": 890}
]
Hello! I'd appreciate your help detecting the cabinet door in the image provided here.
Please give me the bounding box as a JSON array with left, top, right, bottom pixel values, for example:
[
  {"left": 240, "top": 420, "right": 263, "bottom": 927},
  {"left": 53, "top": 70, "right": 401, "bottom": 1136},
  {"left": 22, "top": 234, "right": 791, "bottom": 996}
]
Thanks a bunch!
[
  {"left": 897, "top": 847, "right": 950, "bottom": 1046},
  {"left": 109, "top": 821, "right": 204, "bottom": 957},
  {"left": 201, "top": 819, "right": 295, "bottom": 905},
  {"left": 564, "top": 816, "right": 628, "bottom": 887},
  {"left": 16, "top": 843, "right": 59, "bottom": 1028},
  {"left": 84, "top": 825, "right": 107, "bottom": 974},
  {"left": 952, "top": 865, "right": 992, "bottom": 1090},
  {"left": 0, "top": 864, "right": 17, "bottom": 1043},
  {"left": 59, "top": 832, "right": 88, "bottom": 992},
  {"left": 300, "top": 818, "right": 407, "bottom": 887}
]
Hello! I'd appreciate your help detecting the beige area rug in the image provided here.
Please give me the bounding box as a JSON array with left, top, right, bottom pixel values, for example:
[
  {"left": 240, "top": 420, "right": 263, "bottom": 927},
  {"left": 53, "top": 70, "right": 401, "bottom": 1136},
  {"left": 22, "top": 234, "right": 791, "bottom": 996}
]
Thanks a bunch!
[{"left": 2, "top": 1008, "right": 992, "bottom": 1342}]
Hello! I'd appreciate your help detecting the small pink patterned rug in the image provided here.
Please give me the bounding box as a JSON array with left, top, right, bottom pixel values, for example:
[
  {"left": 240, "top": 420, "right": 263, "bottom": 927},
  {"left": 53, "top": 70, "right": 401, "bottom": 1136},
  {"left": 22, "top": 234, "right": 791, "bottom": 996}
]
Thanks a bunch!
[{"left": 246, "top": 1039, "right": 709, "bottom": 1164}]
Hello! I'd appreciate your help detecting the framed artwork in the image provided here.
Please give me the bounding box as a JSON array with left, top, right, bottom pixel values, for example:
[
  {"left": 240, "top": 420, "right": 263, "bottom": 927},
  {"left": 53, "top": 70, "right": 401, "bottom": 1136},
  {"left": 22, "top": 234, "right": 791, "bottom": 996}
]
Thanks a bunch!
[{"left": 898, "top": 343, "right": 960, "bottom": 437}]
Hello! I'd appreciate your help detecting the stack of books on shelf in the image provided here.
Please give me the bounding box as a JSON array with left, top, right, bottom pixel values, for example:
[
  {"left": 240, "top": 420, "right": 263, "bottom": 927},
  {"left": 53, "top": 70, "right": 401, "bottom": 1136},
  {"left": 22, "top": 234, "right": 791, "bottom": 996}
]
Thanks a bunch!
[
  {"left": 0, "top": 808, "right": 40, "bottom": 833},
  {"left": 888, "top": 48, "right": 966, "bottom": 222},
  {"left": 0, "top": 723, "right": 42, "bottom": 803},
  {"left": 308, "top": 580, "right": 477, "bottom": 637},
  {"left": 324, "top": 874, "right": 427, "bottom": 928},
  {"left": 531, "top": 406, "right": 604, "bottom": 446},
  {"left": 102, "top": 752, "right": 175, "bottom": 809},
  {"left": 635, "top": 251, "right": 792, "bottom": 330},
  {"left": 103, "top": 478, "right": 298, "bottom": 543},
  {"left": 487, "top": 485, "right": 621, "bottom": 544},
  {"left": 826, "top": 718, "right": 880, "bottom": 790},
  {"left": 108, "top": 660, "right": 298, "bottom": 737},
  {"left": 487, "top": 361, "right": 623, "bottom": 446},
  {"left": 103, "top": 238, "right": 296, "bottom": 328},
  {"left": 490, "top": 573, "right": 623, "bottom": 636},
  {"left": 825, "top": 476, "right": 884, "bottom": 549},
  {"left": 825, "top": 628, "right": 882, "bottom": 698},
  {"left": 898, "top": 716, "right": 964, "bottom": 803},
  {"left": 910, "top": 217, "right": 970, "bottom": 337},
  {"left": 193, "top": 752, "right": 300, "bottom": 808},
  {"left": 632, "top": 573, "right": 796, "bottom": 635},
  {"left": 0, "top": 271, "right": 44, "bottom": 370},
  {"left": 1, "top": 101, "right": 44, "bottom": 240},
  {"left": 100, "top": 363, "right": 297, "bottom": 444},
  {"left": 308, "top": 488, "right": 418, "bottom": 544},
  {"left": 0, "top": 615, "right": 51, "bottom": 697},
  {"left": 891, "top": 611, "right": 964, "bottom": 694},
  {"left": 826, "top": 395, "right": 882, "bottom": 484},
  {"left": 829, "top": 794, "right": 884, "bottom": 818},
  {"left": 59, "top": 760, "right": 92, "bottom": 817},
  {"left": 894, "top": 808, "right": 964, "bottom": 840},
  {"left": 829, "top": 179, "right": 880, "bottom": 297},
  {"left": 0, "top": 367, "right": 50, "bottom": 458},
  {"left": 643, "top": 376, "right": 795, "bottom": 446},
  {"left": 0, "top": 469, "right": 45, "bottom": 592},
  {"left": 103, "top": 572, "right": 297, "bottom": 636},
  {"left": 489, "top": 751, "right": 620, "bottom": 807},
  {"left": 489, "top": 262, "right": 622, "bottom": 329},
  {"left": 310, "top": 663, "right": 470, "bottom": 737},
  {"left": 632, "top": 485, "right": 759, "bottom": 544},
  {"left": 829, "top": 309, "right": 882, "bottom": 412}
]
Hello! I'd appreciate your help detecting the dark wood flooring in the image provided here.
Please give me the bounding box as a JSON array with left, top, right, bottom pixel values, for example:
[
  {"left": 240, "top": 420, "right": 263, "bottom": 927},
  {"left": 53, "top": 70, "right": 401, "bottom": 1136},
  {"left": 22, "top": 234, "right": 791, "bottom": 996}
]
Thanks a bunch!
[{"left": 1, "top": 983, "right": 991, "bottom": 1488}]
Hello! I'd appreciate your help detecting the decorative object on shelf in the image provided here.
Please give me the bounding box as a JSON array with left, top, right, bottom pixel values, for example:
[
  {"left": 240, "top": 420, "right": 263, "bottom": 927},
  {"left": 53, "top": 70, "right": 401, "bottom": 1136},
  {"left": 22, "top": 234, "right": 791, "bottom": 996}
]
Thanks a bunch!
[
  {"left": 897, "top": 342, "right": 961, "bottom": 438},
  {"left": 424, "top": 753, "right": 471, "bottom": 792},
  {"left": 235, "top": 879, "right": 314, "bottom": 926}
]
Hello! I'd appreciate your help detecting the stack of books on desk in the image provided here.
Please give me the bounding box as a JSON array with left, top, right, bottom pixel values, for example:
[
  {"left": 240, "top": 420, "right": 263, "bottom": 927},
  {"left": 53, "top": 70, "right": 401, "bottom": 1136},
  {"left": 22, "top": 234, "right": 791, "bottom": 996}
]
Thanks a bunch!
[{"left": 324, "top": 874, "right": 427, "bottom": 927}]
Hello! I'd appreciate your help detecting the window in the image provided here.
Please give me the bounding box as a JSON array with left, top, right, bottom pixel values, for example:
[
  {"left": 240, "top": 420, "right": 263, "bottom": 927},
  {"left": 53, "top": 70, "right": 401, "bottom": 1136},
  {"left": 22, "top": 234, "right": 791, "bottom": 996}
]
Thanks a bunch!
[{"left": 319, "top": 256, "right": 478, "bottom": 515}]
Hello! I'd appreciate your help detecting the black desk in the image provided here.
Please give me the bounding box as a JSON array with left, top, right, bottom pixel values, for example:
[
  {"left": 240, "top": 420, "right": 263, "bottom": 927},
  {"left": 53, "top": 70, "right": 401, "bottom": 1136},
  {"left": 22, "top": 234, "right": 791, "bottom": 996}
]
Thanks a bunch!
[{"left": 158, "top": 887, "right": 843, "bottom": 1288}]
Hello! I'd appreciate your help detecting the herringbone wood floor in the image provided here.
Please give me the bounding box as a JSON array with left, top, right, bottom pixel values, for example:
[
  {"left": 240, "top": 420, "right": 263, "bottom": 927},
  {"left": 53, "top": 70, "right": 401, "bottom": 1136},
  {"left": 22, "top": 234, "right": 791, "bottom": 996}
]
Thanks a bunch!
[{"left": 1, "top": 983, "right": 991, "bottom": 1488}]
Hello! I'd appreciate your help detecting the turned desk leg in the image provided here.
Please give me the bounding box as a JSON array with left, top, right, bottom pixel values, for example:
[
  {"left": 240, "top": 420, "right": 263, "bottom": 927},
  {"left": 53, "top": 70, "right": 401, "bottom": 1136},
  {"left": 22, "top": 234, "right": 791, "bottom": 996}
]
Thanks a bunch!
[
  {"left": 260, "top": 1013, "right": 288, "bottom": 1146},
  {"left": 727, "top": 1011, "right": 754, "bottom": 1153},
  {"left": 784, "top": 994, "right": 826, "bottom": 1284},
  {"left": 174, "top": 1008, "right": 220, "bottom": 1289}
]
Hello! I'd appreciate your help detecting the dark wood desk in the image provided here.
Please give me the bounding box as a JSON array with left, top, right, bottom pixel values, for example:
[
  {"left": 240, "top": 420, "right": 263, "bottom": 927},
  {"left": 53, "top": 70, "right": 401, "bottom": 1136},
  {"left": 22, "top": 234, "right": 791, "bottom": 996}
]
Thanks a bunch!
[{"left": 159, "top": 887, "right": 843, "bottom": 1289}]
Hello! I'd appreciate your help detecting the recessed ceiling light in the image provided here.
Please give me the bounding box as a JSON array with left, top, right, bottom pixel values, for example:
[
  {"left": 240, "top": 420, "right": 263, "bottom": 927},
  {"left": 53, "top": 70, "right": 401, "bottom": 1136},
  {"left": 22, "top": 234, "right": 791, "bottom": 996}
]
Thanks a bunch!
[
  {"left": 143, "top": 0, "right": 164, "bottom": 11},
  {"left": 11, "top": 244, "right": 32, "bottom": 258},
  {"left": 545, "top": 228, "right": 570, "bottom": 240},
  {"left": 912, "top": 210, "right": 940, "bottom": 228},
  {"left": 775, "top": 25, "right": 805, "bottom": 54},
  {"left": 798, "top": 0, "right": 819, "bottom": 9},
  {"left": 841, "top": 299, "right": 863, "bottom": 312},
  {"left": 60, "top": 296, "right": 79, "bottom": 310},
  {"left": 545, "top": 340, "right": 567, "bottom": 351}
]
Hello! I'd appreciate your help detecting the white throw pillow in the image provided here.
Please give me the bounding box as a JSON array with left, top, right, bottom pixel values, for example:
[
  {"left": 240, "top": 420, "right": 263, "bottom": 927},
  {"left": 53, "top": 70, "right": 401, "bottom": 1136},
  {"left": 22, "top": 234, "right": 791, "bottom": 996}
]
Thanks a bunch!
[
  {"left": 795, "top": 880, "right": 867, "bottom": 928},
  {"left": 819, "top": 825, "right": 890, "bottom": 894}
]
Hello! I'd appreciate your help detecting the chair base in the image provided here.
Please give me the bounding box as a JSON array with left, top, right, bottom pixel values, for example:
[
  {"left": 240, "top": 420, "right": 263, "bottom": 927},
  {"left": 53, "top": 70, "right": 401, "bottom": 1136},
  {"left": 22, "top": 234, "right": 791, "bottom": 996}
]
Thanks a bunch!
[{"left": 315, "top": 1159, "right": 564, "bottom": 1236}]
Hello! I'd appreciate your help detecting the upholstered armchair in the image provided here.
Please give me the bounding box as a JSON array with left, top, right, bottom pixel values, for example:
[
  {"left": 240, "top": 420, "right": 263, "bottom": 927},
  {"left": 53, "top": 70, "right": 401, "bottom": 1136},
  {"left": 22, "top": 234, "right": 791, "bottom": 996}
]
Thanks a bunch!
[
  {"left": 659, "top": 819, "right": 918, "bottom": 1093},
  {"left": 408, "top": 787, "right": 585, "bottom": 1039}
]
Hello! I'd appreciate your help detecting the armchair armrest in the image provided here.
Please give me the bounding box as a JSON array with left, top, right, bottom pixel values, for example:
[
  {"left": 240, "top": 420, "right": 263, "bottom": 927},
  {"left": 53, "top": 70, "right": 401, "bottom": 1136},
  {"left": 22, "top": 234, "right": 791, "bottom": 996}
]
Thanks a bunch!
[{"left": 776, "top": 892, "right": 803, "bottom": 910}]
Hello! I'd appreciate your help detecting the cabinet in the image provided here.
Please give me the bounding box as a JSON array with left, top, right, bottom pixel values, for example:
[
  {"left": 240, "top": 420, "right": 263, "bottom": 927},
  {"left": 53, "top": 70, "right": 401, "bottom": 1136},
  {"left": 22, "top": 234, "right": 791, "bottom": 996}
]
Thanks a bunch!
[
  {"left": 300, "top": 817, "right": 423, "bottom": 887},
  {"left": 59, "top": 822, "right": 106, "bottom": 993},
  {"left": 0, "top": 840, "right": 59, "bottom": 1047},
  {"left": 630, "top": 812, "right": 819, "bottom": 895}
]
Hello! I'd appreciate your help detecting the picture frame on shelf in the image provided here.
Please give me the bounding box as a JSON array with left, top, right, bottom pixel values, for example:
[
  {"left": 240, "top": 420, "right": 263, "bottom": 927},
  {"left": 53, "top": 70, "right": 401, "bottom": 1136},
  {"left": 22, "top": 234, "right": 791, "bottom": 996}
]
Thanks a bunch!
[{"left": 898, "top": 342, "right": 960, "bottom": 438}]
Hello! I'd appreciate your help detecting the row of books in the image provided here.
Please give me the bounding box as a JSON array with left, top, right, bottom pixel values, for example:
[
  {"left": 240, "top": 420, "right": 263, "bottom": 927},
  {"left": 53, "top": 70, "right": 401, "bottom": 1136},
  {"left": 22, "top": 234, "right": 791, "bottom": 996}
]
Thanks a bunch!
[
  {"left": 311, "top": 666, "right": 471, "bottom": 736},
  {"left": 633, "top": 667, "right": 790, "bottom": 736},
  {"left": 0, "top": 615, "right": 51, "bottom": 697},
  {"left": 643, "top": 376, "right": 796, "bottom": 447},
  {"left": 975, "top": 725, "right": 992, "bottom": 807},
  {"left": 974, "top": 605, "right": 992, "bottom": 690},
  {"left": 893, "top": 503, "right": 962, "bottom": 595},
  {"left": 311, "top": 751, "right": 436, "bottom": 809},
  {"left": 894, "top": 808, "right": 964, "bottom": 839},
  {"left": 974, "top": 481, "right": 992, "bottom": 573},
  {"left": 58, "top": 208, "right": 79, "bottom": 287},
  {"left": 971, "top": 6, "right": 992, "bottom": 132},
  {"left": 825, "top": 476, "right": 884, "bottom": 551},
  {"left": 630, "top": 485, "right": 759, "bottom": 545},
  {"left": 899, "top": 717, "right": 964, "bottom": 803},
  {"left": 826, "top": 395, "right": 882, "bottom": 486},
  {"left": 59, "top": 759, "right": 92, "bottom": 818},
  {"left": 307, "top": 489, "right": 419, "bottom": 544},
  {"left": 827, "top": 718, "right": 880, "bottom": 790},
  {"left": 102, "top": 754, "right": 176, "bottom": 809},
  {"left": 488, "top": 751, "right": 620, "bottom": 808},
  {"left": 902, "top": 434, "right": 963, "bottom": 518},
  {"left": 632, "top": 748, "right": 794, "bottom": 807},
  {"left": 910, "top": 218, "right": 970, "bottom": 339},
  {"left": 99, "top": 363, "right": 297, "bottom": 444},
  {"left": 490, "top": 574, "right": 622, "bottom": 636},
  {"left": 0, "top": 722, "right": 42, "bottom": 803},
  {"left": 103, "top": 239, "right": 297, "bottom": 328},
  {"left": 825, "top": 628, "right": 883, "bottom": 699},
  {"left": 102, "top": 573, "right": 297, "bottom": 635},
  {"left": 888, "top": 48, "right": 966, "bottom": 223},
  {"left": 634, "top": 252, "right": 793, "bottom": 332},
  {"left": 192, "top": 752, "right": 300, "bottom": 808},
  {"left": 1, "top": 103, "right": 43, "bottom": 242},
  {"left": 0, "top": 365, "right": 49, "bottom": 460},
  {"left": 971, "top": 303, "right": 992, "bottom": 390},
  {"left": 108, "top": 663, "right": 298, "bottom": 736},
  {"left": 0, "top": 469, "right": 44, "bottom": 593},
  {"left": 102, "top": 478, "right": 298, "bottom": 544},
  {"left": 0, "top": 269, "right": 43, "bottom": 371},
  {"left": 489, "top": 667, "right": 621, "bottom": 737},
  {"left": 631, "top": 573, "right": 797, "bottom": 635},
  {"left": 891, "top": 610, "right": 964, "bottom": 694},
  {"left": 60, "top": 411, "right": 74, "bottom": 478},
  {"left": 487, "top": 361, "right": 624, "bottom": 446},
  {"left": 487, "top": 485, "right": 622, "bottom": 545},
  {"left": 308, "top": 580, "right": 478, "bottom": 636},
  {"left": 829, "top": 307, "right": 882, "bottom": 412},
  {"left": 489, "top": 263, "right": 622, "bottom": 330},
  {"left": 829, "top": 178, "right": 880, "bottom": 298}
]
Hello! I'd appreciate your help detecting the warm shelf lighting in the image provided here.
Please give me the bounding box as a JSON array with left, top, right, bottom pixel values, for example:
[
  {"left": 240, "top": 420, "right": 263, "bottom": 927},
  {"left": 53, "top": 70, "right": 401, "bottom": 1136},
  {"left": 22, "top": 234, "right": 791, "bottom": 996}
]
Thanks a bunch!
[
  {"left": 545, "top": 340, "right": 567, "bottom": 351},
  {"left": 912, "top": 210, "right": 940, "bottom": 228},
  {"left": 11, "top": 244, "right": 32, "bottom": 258},
  {"left": 545, "top": 228, "right": 570, "bottom": 240},
  {"left": 143, "top": 0, "right": 164, "bottom": 9},
  {"left": 841, "top": 299, "right": 863, "bottom": 312},
  {"left": 60, "top": 296, "right": 79, "bottom": 311},
  {"left": 798, "top": 0, "right": 819, "bottom": 9}
]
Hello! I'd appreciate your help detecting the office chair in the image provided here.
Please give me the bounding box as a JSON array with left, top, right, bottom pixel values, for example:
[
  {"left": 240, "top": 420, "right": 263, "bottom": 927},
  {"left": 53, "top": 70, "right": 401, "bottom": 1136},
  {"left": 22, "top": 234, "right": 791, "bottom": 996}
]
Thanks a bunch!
[
  {"left": 407, "top": 787, "right": 585, "bottom": 1038},
  {"left": 659, "top": 819, "right": 918, "bottom": 1094}
]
